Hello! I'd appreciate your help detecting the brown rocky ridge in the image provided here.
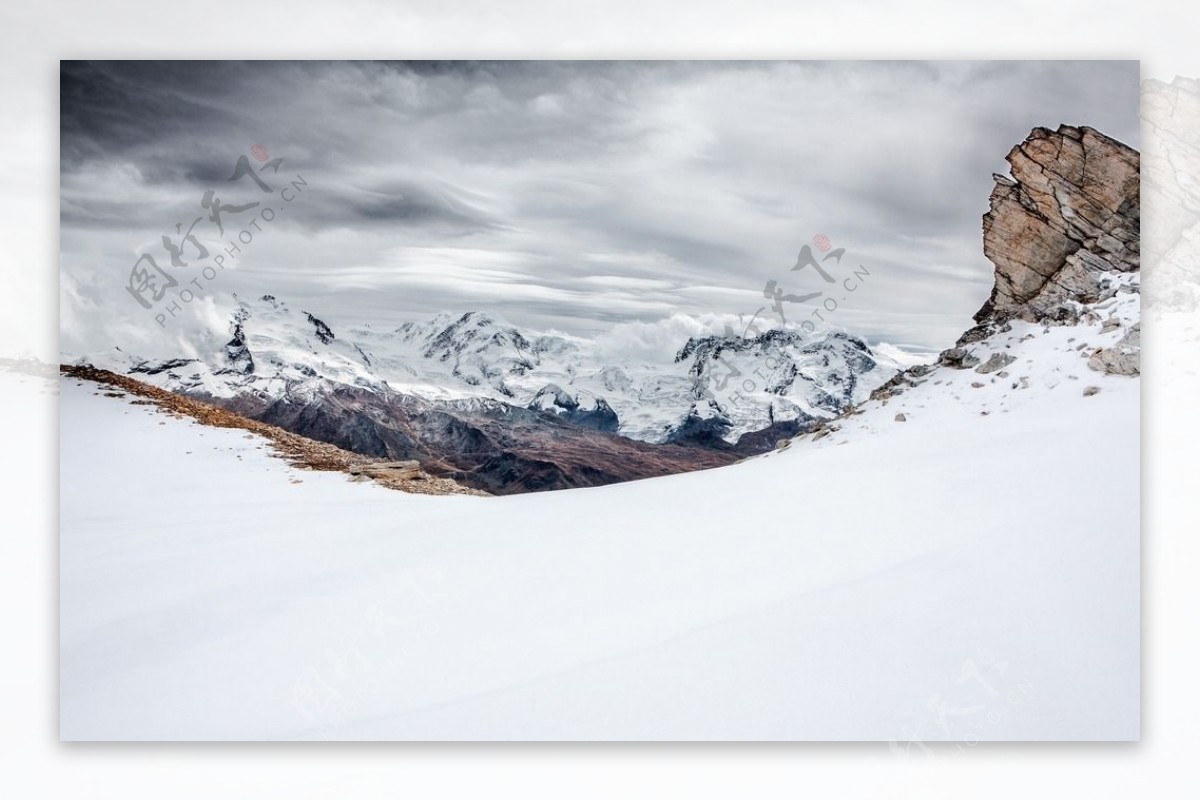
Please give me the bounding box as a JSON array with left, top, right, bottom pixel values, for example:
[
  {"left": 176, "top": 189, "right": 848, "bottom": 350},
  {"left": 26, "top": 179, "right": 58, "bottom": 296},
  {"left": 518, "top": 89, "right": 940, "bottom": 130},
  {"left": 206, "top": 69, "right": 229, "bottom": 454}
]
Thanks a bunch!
[{"left": 60, "top": 364, "right": 485, "bottom": 496}]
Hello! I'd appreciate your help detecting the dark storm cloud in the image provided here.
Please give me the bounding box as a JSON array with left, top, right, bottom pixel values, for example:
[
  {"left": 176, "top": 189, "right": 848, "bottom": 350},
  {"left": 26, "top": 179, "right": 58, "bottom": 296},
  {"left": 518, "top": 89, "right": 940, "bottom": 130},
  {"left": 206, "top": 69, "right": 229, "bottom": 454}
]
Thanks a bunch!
[
  {"left": 60, "top": 61, "right": 249, "bottom": 167},
  {"left": 59, "top": 60, "right": 1141, "bottom": 356},
  {"left": 348, "top": 182, "right": 493, "bottom": 227}
]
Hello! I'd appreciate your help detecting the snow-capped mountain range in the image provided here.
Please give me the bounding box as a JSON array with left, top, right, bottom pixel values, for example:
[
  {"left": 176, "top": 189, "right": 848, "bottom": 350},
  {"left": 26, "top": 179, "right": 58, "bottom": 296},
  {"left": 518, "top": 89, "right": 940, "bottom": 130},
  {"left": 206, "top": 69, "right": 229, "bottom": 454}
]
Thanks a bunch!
[
  {"left": 81, "top": 294, "right": 921, "bottom": 447},
  {"left": 69, "top": 123, "right": 1138, "bottom": 498}
]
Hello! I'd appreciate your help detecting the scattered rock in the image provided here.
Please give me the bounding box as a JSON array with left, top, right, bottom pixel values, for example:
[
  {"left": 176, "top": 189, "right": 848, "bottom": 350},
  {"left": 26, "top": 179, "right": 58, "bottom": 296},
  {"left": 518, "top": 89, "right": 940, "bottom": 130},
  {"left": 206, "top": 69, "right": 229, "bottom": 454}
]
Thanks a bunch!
[
  {"left": 1087, "top": 323, "right": 1140, "bottom": 376},
  {"left": 1083, "top": 386, "right": 1101, "bottom": 396},
  {"left": 975, "top": 352, "right": 1016, "bottom": 374},
  {"left": 349, "top": 460, "right": 424, "bottom": 480},
  {"left": 940, "top": 347, "right": 981, "bottom": 369},
  {"left": 956, "top": 323, "right": 997, "bottom": 346},
  {"left": 894, "top": 413, "right": 906, "bottom": 422}
]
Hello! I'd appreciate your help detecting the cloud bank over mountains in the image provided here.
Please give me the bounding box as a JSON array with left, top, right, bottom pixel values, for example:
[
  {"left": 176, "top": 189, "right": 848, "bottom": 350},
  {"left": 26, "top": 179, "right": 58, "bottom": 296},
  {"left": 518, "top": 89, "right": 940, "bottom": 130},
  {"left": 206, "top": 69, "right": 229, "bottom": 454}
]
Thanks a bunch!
[{"left": 60, "top": 60, "right": 1139, "bottom": 357}]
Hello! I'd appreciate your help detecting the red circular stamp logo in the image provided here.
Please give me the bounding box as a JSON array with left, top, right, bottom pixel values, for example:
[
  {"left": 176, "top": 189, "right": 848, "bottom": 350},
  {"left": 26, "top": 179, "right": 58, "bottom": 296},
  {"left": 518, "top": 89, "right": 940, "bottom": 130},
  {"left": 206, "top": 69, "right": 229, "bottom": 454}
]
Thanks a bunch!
[
  {"left": 250, "top": 143, "right": 269, "bottom": 162},
  {"left": 813, "top": 233, "right": 832, "bottom": 252}
]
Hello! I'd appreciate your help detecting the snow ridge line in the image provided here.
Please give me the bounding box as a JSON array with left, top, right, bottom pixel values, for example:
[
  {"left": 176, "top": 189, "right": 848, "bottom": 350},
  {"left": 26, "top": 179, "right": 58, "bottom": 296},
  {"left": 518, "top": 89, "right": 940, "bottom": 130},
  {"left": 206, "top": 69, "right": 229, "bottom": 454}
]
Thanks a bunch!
[{"left": 59, "top": 364, "right": 486, "bottom": 497}]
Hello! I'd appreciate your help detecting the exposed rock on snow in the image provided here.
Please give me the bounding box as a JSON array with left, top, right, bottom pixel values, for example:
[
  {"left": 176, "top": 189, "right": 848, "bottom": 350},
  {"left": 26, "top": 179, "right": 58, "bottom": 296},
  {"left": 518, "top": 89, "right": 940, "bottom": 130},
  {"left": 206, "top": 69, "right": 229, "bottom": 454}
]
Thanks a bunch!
[
  {"left": 939, "top": 347, "right": 982, "bottom": 370},
  {"left": 527, "top": 384, "right": 620, "bottom": 433},
  {"left": 975, "top": 125, "right": 1140, "bottom": 325},
  {"left": 1088, "top": 323, "right": 1141, "bottom": 376},
  {"left": 222, "top": 316, "right": 254, "bottom": 375},
  {"left": 975, "top": 352, "right": 1017, "bottom": 374},
  {"left": 871, "top": 125, "right": 1140, "bottom": 424},
  {"left": 918, "top": 125, "right": 1142, "bottom": 387},
  {"left": 305, "top": 312, "right": 336, "bottom": 345}
]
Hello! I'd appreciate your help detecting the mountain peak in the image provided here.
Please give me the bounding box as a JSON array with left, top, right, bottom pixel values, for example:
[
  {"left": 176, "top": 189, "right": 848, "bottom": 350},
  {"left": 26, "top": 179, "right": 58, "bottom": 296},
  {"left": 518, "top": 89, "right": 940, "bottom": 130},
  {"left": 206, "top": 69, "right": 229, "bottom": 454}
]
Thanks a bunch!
[{"left": 427, "top": 309, "right": 514, "bottom": 333}]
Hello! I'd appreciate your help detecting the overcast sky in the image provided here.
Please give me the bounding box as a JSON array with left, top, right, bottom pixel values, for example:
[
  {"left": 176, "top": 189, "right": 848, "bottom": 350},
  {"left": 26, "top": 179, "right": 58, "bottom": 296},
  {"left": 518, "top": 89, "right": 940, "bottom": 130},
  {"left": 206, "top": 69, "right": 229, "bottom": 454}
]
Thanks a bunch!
[{"left": 59, "top": 60, "right": 1139, "bottom": 359}]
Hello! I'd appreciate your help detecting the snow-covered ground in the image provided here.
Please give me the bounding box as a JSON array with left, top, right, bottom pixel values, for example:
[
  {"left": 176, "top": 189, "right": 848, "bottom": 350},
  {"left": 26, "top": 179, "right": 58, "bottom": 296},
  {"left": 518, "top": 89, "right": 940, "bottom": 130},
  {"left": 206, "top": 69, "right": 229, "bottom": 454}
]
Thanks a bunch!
[{"left": 59, "top": 303, "right": 1139, "bottom": 740}]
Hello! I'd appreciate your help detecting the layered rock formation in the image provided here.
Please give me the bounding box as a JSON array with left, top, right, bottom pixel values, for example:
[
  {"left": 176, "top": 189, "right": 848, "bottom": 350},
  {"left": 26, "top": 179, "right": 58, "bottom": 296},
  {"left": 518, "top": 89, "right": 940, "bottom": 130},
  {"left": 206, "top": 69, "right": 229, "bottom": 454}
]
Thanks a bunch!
[
  {"left": 868, "top": 124, "right": 1143, "bottom": 409},
  {"left": 925, "top": 124, "right": 1144, "bottom": 379},
  {"left": 873, "top": 118, "right": 1142, "bottom": 410},
  {"left": 975, "top": 124, "right": 1140, "bottom": 325}
]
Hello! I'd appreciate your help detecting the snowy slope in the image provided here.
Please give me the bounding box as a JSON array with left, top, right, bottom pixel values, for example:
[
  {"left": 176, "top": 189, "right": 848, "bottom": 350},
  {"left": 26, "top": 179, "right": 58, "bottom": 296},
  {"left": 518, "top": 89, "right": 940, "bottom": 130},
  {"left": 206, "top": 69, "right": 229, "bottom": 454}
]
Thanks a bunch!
[{"left": 59, "top": 315, "right": 1139, "bottom": 741}]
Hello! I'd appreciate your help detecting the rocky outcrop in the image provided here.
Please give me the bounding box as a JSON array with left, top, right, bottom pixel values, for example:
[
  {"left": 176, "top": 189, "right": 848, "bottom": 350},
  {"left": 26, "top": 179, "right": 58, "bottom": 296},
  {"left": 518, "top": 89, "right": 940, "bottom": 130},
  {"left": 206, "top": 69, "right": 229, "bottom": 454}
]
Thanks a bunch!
[
  {"left": 527, "top": 384, "right": 621, "bottom": 433},
  {"left": 221, "top": 318, "right": 254, "bottom": 375},
  {"left": 128, "top": 357, "right": 198, "bottom": 375},
  {"left": 305, "top": 312, "right": 335, "bottom": 345},
  {"left": 938, "top": 347, "right": 981, "bottom": 370},
  {"left": 881, "top": 124, "right": 1144, "bottom": 396},
  {"left": 975, "top": 124, "right": 1140, "bottom": 325},
  {"left": 665, "top": 399, "right": 736, "bottom": 447}
]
